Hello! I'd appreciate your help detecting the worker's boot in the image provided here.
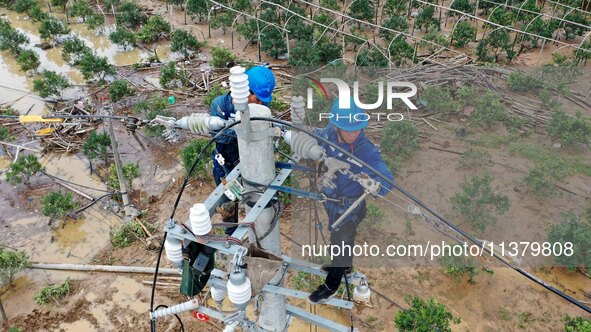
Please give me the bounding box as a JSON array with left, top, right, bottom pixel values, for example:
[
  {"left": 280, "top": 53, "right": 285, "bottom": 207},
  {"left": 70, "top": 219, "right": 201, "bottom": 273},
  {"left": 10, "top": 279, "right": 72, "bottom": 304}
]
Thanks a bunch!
[{"left": 308, "top": 284, "right": 337, "bottom": 305}]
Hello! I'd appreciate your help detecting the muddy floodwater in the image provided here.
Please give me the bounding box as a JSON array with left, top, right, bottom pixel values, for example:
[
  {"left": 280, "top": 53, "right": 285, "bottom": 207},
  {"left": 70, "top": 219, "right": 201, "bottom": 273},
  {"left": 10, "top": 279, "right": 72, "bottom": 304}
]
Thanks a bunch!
[{"left": 0, "top": 8, "right": 172, "bottom": 115}]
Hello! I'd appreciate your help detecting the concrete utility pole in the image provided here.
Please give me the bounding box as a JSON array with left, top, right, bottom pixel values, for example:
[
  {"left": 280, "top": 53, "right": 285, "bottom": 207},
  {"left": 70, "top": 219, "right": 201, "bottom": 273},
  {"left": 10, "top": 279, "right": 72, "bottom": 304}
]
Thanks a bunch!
[
  {"left": 105, "top": 106, "right": 133, "bottom": 218},
  {"left": 230, "top": 66, "right": 287, "bottom": 331}
]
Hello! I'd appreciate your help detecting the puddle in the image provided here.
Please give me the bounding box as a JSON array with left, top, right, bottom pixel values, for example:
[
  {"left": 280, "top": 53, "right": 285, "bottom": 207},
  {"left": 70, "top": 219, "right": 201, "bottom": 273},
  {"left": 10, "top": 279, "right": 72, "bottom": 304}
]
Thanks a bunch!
[
  {"left": 110, "top": 276, "right": 148, "bottom": 314},
  {"left": 0, "top": 7, "right": 174, "bottom": 115},
  {"left": 0, "top": 276, "right": 33, "bottom": 301},
  {"left": 57, "top": 319, "right": 96, "bottom": 331}
]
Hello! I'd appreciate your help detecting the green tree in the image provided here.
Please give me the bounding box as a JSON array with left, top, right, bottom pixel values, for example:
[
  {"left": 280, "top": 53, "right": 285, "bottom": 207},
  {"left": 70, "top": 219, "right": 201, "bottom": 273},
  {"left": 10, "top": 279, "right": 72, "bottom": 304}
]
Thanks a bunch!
[
  {"left": 285, "top": 15, "right": 313, "bottom": 41},
  {"left": 29, "top": 6, "right": 50, "bottom": 22},
  {"left": 452, "top": 21, "right": 476, "bottom": 47},
  {"left": 41, "top": 191, "right": 79, "bottom": 225},
  {"left": 520, "top": 17, "right": 551, "bottom": 49},
  {"left": 109, "top": 27, "right": 137, "bottom": 49},
  {"left": 563, "top": 12, "right": 588, "bottom": 40},
  {"left": 16, "top": 49, "right": 40, "bottom": 73},
  {"left": 288, "top": 40, "right": 320, "bottom": 66},
  {"left": 419, "top": 31, "right": 449, "bottom": 53},
  {"left": 32, "top": 70, "right": 70, "bottom": 98},
  {"left": 348, "top": 0, "right": 374, "bottom": 25},
  {"left": 356, "top": 47, "right": 388, "bottom": 66},
  {"left": 13, "top": 0, "right": 36, "bottom": 13},
  {"left": 79, "top": 53, "right": 115, "bottom": 82},
  {"left": 0, "top": 21, "right": 29, "bottom": 55},
  {"left": 0, "top": 248, "right": 29, "bottom": 321},
  {"left": 395, "top": 296, "right": 461, "bottom": 332},
  {"left": 421, "top": 86, "right": 458, "bottom": 112},
  {"left": 138, "top": 15, "right": 171, "bottom": 43},
  {"left": 316, "top": 36, "right": 341, "bottom": 64},
  {"left": 488, "top": 8, "right": 513, "bottom": 27},
  {"left": 477, "top": 29, "right": 515, "bottom": 62},
  {"left": 415, "top": 6, "right": 438, "bottom": 33},
  {"left": 380, "top": 14, "right": 408, "bottom": 40},
  {"left": 86, "top": 14, "right": 106, "bottom": 30},
  {"left": 50, "top": 0, "right": 68, "bottom": 12},
  {"left": 108, "top": 80, "right": 134, "bottom": 102},
  {"left": 82, "top": 131, "right": 111, "bottom": 169},
  {"left": 39, "top": 17, "right": 70, "bottom": 43},
  {"left": 159, "top": 61, "right": 189, "bottom": 88},
  {"left": 0, "top": 249, "right": 29, "bottom": 286},
  {"left": 186, "top": 0, "right": 208, "bottom": 21},
  {"left": 574, "top": 38, "right": 591, "bottom": 65},
  {"left": 450, "top": 0, "right": 474, "bottom": 17},
  {"left": 548, "top": 212, "right": 591, "bottom": 273},
  {"left": 261, "top": 28, "right": 286, "bottom": 59},
  {"left": 524, "top": 158, "right": 569, "bottom": 197},
  {"left": 380, "top": 120, "right": 419, "bottom": 171},
  {"left": 440, "top": 246, "right": 483, "bottom": 284},
  {"left": 388, "top": 37, "right": 414, "bottom": 65},
  {"left": 5, "top": 154, "right": 44, "bottom": 186},
  {"left": 547, "top": 110, "right": 591, "bottom": 146},
  {"left": 384, "top": 0, "right": 408, "bottom": 16},
  {"left": 61, "top": 36, "right": 91, "bottom": 65},
  {"left": 69, "top": 0, "right": 93, "bottom": 21},
  {"left": 471, "top": 91, "right": 506, "bottom": 128},
  {"left": 451, "top": 174, "right": 510, "bottom": 232},
  {"left": 211, "top": 46, "right": 236, "bottom": 68},
  {"left": 171, "top": 29, "right": 203, "bottom": 59},
  {"left": 181, "top": 139, "right": 214, "bottom": 179},
  {"left": 210, "top": 11, "right": 234, "bottom": 34},
  {"left": 117, "top": 1, "right": 147, "bottom": 28}
]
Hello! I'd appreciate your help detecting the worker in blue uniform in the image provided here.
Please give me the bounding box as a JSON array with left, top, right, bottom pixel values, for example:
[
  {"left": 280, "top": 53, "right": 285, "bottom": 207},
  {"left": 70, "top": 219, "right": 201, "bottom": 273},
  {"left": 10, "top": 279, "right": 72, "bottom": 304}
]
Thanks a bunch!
[
  {"left": 208, "top": 66, "right": 276, "bottom": 234},
  {"left": 308, "top": 98, "right": 394, "bottom": 304}
]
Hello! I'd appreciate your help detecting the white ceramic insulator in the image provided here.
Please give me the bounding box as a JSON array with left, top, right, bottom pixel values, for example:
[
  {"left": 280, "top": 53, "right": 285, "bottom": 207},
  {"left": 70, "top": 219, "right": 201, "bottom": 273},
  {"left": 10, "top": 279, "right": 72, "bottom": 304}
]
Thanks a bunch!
[
  {"left": 229, "top": 66, "right": 249, "bottom": 111},
  {"left": 353, "top": 283, "right": 371, "bottom": 303},
  {"left": 150, "top": 299, "right": 199, "bottom": 320},
  {"left": 189, "top": 203, "right": 212, "bottom": 235},
  {"left": 164, "top": 237, "right": 183, "bottom": 267},
  {"left": 177, "top": 113, "right": 211, "bottom": 135},
  {"left": 227, "top": 276, "right": 252, "bottom": 307},
  {"left": 211, "top": 285, "right": 227, "bottom": 303},
  {"left": 290, "top": 131, "right": 325, "bottom": 161},
  {"left": 290, "top": 96, "right": 306, "bottom": 127}
]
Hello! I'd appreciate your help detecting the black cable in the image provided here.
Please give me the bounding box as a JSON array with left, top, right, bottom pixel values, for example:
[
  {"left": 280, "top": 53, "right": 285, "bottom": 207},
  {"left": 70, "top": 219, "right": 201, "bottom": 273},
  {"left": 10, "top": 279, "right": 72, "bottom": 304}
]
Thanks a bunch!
[
  {"left": 42, "top": 171, "right": 123, "bottom": 194},
  {"left": 154, "top": 305, "right": 185, "bottom": 332},
  {"left": 248, "top": 117, "right": 591, "bottom": 315},
  {"left": 150, "top": 121, "right": 242, "bottom": 332}
]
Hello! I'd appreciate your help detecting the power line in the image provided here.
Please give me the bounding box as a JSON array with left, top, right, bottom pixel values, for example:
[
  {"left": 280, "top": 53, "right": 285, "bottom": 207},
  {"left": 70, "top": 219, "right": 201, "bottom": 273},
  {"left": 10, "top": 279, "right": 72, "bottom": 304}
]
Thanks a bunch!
[
  {"left": 476, "top": 0, "right": 591, "bottom": 30},
  {"left": 292, "top": 0, "right": 468, "bottom": 58},
  {"left": 413, "top": 0, "right": 591, "bottom": 53}
]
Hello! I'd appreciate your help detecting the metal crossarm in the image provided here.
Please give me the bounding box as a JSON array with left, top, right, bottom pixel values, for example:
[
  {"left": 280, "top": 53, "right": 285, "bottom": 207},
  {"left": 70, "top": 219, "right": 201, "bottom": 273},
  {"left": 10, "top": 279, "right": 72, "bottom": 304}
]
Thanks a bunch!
[{"left": 286, "top": 304, "right": 352, "bottom": 332}]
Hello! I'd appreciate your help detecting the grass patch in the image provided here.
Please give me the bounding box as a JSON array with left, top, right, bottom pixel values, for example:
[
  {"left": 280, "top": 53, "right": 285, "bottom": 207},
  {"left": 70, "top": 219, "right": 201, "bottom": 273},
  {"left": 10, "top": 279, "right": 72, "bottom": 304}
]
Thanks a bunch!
[
  {"left": 468, "top": 133, "right": 519, "bottom": 149},
  {"left": 34, "top": 278, "right": 71, "bottom": 305},
  {"left": 509, "top": 142, "right": 591, "bottom": 177}
]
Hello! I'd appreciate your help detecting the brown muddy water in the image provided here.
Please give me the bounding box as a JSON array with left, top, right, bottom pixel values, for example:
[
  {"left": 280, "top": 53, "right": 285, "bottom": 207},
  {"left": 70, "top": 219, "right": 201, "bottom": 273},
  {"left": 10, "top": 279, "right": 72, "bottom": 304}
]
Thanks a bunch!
[{"left": 0, "top": 8, "right": 172, "bottom": 115}]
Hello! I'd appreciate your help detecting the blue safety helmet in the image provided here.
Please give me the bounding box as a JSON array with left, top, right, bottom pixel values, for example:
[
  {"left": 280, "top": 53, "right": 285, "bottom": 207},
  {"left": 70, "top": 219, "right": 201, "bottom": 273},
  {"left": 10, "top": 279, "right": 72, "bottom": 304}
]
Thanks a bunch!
[
  {"left": 246, "top": 66, "right": 275, "bottom": 103},
  {"left": 329, "top": 97, "right": 368, "bottom": 131}
]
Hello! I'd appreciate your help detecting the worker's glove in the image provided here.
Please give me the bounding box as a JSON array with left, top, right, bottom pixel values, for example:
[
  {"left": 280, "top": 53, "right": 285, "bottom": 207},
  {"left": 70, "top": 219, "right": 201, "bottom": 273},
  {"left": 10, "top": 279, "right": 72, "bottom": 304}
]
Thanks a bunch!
[
  {"left": 356, "top": 173, "right": 381, "bottom": 196},
  {"left": 149, "top": 115, "right": 180, "bottom": 142}
]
